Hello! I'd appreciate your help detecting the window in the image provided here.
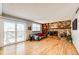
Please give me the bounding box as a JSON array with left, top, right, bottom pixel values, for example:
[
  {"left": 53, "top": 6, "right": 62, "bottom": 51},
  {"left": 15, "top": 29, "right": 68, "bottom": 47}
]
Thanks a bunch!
[
  {"left": 4, "top": 22, "right": 16, "bottom": 45},
  {"left": 17, "top": 23, "right": 25, "bottom": 42},
  {"left": 32, "top": 23, "right": 40, "bottom": 31},
  {"left": 4, "top": 21, "right": 26, "bottom": 45}
]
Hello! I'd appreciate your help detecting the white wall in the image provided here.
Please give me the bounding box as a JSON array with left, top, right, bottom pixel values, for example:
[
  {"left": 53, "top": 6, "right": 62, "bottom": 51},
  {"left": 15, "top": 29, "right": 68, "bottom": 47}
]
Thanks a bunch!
[
  {"left": 0, "top": 3, "right": 3, "bottom": 47},
  {"left": 26, "top": 21, "right": 32, "bottom": 40},
  {"left": 0, "top": 3, "right": 2, "bottom": 16},
  {"left": 72, "top": 11, "right": 79, "bottom": 53},
  {"left": 0, "top": 18, "right": 4, "bottom": 47}
]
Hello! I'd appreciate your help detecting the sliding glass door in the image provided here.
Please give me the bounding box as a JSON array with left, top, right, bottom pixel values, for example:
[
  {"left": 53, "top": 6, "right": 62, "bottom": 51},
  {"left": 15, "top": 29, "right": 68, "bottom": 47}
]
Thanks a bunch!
[
  {"left": 4, "top": 22, "right": 15, "bottom": 45},
  {"left": 4, "top": 21, "right": 26, "bottom": 46},
  {"left": 17, "top": 23, "right": 25, "bottom": 42}
]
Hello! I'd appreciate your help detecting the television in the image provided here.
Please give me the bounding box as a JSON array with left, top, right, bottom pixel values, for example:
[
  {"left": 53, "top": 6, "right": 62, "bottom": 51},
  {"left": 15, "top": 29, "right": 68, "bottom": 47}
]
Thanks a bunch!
[{"left": 72, "top": 18, "right": 77, "bottom": 30}]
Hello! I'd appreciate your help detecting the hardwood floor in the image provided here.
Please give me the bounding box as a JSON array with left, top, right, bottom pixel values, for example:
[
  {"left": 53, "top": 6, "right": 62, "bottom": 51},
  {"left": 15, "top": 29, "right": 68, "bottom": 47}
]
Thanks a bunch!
[{"left": 0, "top": 36, "right": 78, "bottom": 55}]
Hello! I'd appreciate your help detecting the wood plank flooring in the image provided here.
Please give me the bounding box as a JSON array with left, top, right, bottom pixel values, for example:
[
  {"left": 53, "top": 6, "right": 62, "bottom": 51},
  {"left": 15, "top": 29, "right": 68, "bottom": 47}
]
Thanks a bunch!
[{"left": 0, "top": 36, "right": 78, "bottom": 55}]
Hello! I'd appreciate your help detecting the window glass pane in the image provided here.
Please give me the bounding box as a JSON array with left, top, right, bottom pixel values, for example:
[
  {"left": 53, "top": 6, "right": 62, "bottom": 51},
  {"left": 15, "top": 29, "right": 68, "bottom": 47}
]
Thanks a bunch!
[
  {"left": 32, "top": 27, "right": 36, "bottom": 31},
  {"left": 4, "top": 31, "right": 15, "bottom": 45},
  {"left": 4, "top": 21, "right": 26, "bottom": 45},
  {"left": 17, "top": 23, "right": 25, "bottom": 42},
  {"left": 37, "top": 27, "right": 40, "bottom": 31},
  {"left": 17, "top": 31, "right": 25, "bottom": 42},
  {"left": 37, "top": 24, "right": 40, "bottom": 27},
  {"left": 17, "top": 23, "right": 25, "bottom": 31},
  {"left": 4, "top": 22, "right": 15, "bottom": 45},
  {"left": 4, "top": 22, "right": 15, "bottom": 31},
  {"left": 33, "top": 23, "right": 36, "bottom": 27},
  {"left": 32, "top": 23, "right": 40, "bottom": 31}
]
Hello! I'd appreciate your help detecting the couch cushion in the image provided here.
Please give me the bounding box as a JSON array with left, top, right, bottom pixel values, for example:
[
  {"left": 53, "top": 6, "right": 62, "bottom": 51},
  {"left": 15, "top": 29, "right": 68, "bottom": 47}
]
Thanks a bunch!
[{"left": 36, "top": 33, "right": 45, "bottom": 36}]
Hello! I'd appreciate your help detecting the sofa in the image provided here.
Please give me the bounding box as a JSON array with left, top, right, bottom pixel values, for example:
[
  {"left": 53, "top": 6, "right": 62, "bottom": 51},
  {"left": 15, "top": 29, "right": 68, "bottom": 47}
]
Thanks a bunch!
[{"left": 29, "top": 33, "right": 47, "bottom": 41}]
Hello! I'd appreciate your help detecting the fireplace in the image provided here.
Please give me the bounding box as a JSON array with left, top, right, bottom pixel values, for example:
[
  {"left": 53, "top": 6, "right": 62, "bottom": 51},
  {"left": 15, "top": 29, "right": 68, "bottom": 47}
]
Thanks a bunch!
[{"left": 48, "top": 31, "right": 58, "bottom": 36}]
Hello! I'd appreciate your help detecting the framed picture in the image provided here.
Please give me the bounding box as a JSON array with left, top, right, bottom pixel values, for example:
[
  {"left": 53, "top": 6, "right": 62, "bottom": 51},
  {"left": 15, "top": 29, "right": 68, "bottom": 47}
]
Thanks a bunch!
[
  {"left": 28, "top": 26, "right": 31, "bottom": 30},
  {"left": 72, "top": 18, "right": 77, "bottom": 30}
]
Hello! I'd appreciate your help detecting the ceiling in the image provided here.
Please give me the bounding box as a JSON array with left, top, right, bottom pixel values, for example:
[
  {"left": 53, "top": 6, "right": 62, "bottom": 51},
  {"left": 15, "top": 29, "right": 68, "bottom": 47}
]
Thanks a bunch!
[{"left": 2, "top": 3, "right": 79, "bottom": 23}]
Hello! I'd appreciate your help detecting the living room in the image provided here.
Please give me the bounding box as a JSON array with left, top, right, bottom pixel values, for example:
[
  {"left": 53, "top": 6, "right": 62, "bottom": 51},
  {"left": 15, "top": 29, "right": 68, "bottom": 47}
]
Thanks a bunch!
[{"left": 0, "top": 3, "right": 79, "bottom": 55}]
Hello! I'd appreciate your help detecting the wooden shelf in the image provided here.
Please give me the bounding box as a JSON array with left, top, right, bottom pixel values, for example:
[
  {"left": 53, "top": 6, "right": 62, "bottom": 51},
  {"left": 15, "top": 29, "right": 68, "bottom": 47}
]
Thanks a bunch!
[
  {"left": 42, "top": 23, "right": 49, "bottom": 34},
  {"left": 50, "top": 28, "right": 71, "bottom": 29},
  {"left": 42, "top": 20, "right": 71, "bottom": 34}
]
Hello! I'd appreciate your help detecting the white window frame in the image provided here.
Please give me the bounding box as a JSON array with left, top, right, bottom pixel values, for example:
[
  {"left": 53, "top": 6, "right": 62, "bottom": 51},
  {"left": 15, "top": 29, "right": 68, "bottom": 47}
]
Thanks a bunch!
[{"left": 3, "top": 19, "right": 26, "bottom": 46}]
